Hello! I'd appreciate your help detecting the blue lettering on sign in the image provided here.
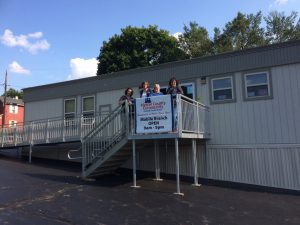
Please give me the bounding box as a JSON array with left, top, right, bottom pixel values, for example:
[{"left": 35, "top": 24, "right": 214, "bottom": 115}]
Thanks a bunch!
[{"left": 145, "top": 98, "right": 151, "bottom": 103}]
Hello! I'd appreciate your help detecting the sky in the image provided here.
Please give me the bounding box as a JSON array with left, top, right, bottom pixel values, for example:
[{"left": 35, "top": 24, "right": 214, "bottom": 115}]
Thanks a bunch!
[{"left": 0, "top": 0, "right": 299, "bottom": 93}]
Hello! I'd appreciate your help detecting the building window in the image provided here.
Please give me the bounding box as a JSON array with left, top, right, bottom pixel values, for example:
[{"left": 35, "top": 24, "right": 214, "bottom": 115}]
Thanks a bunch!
[
  {"left": 64, "top": 98, "right": 76, "bottom": 119},
  {"left": 160, "top": 82, "right": 195, "bottom": 99},
  {"left": 9, "top": 105, "right": 18, "bottom": 114},
  {"left": 211, "top": 76, "right": 234, "bottom": 102},
  {"left": 82, "top": 96, "right": 95, "bottom": 117},
  {"left": 9, "top": 120, "right": 17, "bottom": 127},
  {"left": 244, "top": 71, "right": 271, "bottom": 99},
  {"left": 181, "top": 83, "right": 195, "bottom": 99}
]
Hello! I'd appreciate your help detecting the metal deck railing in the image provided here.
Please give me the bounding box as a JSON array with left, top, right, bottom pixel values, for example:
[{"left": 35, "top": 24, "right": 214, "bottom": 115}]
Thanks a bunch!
[
  {"left": 0, "top": 95, "right": 210, "bottom": 149},
  {"left": 0, "top": 114, "right": 107, "bottom": 148},
  {"left": 128, "top": 94, "right": 210, "bottom": 139},
  {"left": 82, "top": 103, "right": 129, "bottom": 177}
]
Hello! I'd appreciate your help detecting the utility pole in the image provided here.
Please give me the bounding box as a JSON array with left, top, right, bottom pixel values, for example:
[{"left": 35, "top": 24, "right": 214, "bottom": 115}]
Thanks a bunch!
[{"left": 2, "top": 70, "right": 7, "bottom": 128}]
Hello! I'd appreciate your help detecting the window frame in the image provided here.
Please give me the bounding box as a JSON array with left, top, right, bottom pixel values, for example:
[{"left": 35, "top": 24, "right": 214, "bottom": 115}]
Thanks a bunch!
[
  {"left": 64, "top": 98, "right": 76, "bottom": 119},
  {"left": 81, "top": 95, "right": 95, "bottom": 117},
  {"left": 9, "top": 104, "right": 18, "bottom": 114},
  {"left": 243, "top": 71, "right": 272, "bottom": 101},
  {"left": 180, "top": 82, "right": 195, "bottom": 100},
  {"left": 8, "top": 120, "right": 17, "bottom": 127},
  {"left": 160, "top": 82, "right": 195, "bottom": 100},
  {"left": 210, "top": 75, "right": 235, "bottom": 104}
]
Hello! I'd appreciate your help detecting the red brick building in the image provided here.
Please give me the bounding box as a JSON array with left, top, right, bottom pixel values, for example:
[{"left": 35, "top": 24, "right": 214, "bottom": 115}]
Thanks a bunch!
[{"left": 0, "top": 96, "right": 24, "bottom": 128}]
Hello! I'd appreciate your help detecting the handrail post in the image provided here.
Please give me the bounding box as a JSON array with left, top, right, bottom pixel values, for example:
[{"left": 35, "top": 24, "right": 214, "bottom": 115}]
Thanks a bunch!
[
  {"left": 196, "top": 103, "right": 200, "bottom": 134},
  {"left": 80, "top": 115, "right": 83, "bottom": 140},
  {"left": 30, "top": 122, "right": 34, "bottom": 145},
  {"left": 46, "top": 119, "right": 50, "bottom": 143},
  {"left": 62, "top": 118, "right": 65, "bottom": 142},
  {"left": 177, "top": 94, "right": 182, "bottom": 135},
  {"left": 77, "top": 116, "right": 80, "bottom": 139},
  {"left": 29, "top": 144, "right": 33, "bottom": 163},
  {"left": 1, "top": 128, "right": 4, "bottom": 147},
  {"left": 29, "top": 122, "right": 34, "bottom": 163},
  {"left": 82, "top": 142, "right": 86, "bottom": 177},
  {"left": 125, "top": 101, "right": 130, "bottom": 136},
  {"left": 14, "top": 126, "right": 17, "bottom": 146}
]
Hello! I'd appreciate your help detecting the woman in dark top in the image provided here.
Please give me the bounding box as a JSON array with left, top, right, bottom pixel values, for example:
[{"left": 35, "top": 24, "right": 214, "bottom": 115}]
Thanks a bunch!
[
  {"left": 166, "top": 77, "right": 183, "bottom": 131},
  {"left": 166, "top": 77, "right": 184, "bottom": 95},
  {"left": 119, "top": 87, "right": 134, "bottom": 106}
]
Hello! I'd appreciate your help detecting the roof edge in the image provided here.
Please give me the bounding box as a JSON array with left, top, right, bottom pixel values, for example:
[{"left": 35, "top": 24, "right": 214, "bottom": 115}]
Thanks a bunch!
[{"left": 23, "top": 40, "right": 300, "bottom": 91}]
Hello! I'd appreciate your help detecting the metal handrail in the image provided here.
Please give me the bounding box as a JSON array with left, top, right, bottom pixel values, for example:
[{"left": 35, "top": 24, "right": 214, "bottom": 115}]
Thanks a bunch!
[
  {"left": 0, "top": 95, "right": 210, "bottom": 149},
  {"left": 82, "top": 104, "right": 123, "bottom": 143},
  {"left": 82, "top": 103, "right": 128, "bottom": 173},
  {"left": 179, "top": 94, "right": 210, "bottom": 134},
  {"left": 128, "top": 94, "right": 210, "bottom": 136},
  {"left": 0, "top": 112, "right": 110, "bottom": 148},
  {"left": 67, "top": 148, "right": 83, "bottom": 160}
]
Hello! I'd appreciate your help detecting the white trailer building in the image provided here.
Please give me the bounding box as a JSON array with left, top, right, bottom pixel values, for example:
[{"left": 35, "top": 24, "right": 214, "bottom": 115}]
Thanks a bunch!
[{"left": 2, "top": 40, "right": 300, "bottom": 192}]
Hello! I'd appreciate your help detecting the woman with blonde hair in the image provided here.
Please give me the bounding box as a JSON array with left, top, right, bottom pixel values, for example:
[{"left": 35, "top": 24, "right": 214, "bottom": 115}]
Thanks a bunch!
[{"left": 151, "top": 83, "right": 163, "bottom": 96}]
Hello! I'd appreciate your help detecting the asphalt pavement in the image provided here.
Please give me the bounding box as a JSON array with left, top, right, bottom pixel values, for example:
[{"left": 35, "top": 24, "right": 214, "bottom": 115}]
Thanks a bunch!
[{"left": 0, "top": 154, "right": 300, "bottom": 225}]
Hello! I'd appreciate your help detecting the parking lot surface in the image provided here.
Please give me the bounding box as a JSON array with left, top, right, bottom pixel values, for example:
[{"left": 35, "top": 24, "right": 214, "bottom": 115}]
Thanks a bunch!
[{"left": 0, "top": 155, "right": 300, "bottom": 225}]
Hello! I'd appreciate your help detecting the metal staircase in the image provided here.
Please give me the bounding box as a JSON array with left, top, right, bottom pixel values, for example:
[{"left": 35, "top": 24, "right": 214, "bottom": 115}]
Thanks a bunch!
[{"left": 82, "top": 103, "right": 132, "bottom": 178}]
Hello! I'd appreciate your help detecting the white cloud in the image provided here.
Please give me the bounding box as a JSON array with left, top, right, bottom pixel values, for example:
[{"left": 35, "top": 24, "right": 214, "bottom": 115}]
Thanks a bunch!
[
  {"left": 173, "top": 32, "right": 182, "bottom": 40},
  {"left": 28, "top": 32, "right": 43, "bottom": 39},
  {"left": 9, "top": 61, "right": 31, "bottom": 75},
  {"left": 67, "top": 58, "right": 98, "bottom": 80},
  {"left": 269, "top": 0, "right": 289, "bottom": 9},
  {"left": 0, "top": 29, "right": 50, "bottom": 54},
  {"left": 275, "top": 0, "right": 289, "bottom": 5}
]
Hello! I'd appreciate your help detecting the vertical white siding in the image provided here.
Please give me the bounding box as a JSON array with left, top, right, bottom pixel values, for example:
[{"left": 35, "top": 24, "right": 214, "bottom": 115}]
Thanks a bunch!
[
  {"left": 206, "top": 145, "right": 300, "bottom": 190},
  {"left": 25, "top": 98, "right": 63, "bottom": 121},
  {"left": 96, "top": 88, "right": 140, "bottom": 112},
  {"left": 200, "top": 63, "right": 300, "bottom": 145}
]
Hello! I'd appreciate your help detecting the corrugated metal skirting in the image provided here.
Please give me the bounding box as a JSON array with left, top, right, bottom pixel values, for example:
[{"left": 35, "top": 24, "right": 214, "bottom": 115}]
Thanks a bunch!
[
  {"left": 124, "top": 142, "right": 300, "bottom": 191},
  {"left": 207, "top": 145, "right": 300, "bottom": 190}
]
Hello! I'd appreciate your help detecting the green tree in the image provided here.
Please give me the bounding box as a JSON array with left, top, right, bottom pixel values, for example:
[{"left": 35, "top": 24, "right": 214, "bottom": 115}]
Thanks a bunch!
[
  {"left": 2, "top": 88, "right": 23, "bottom": 99},
  {"left": 178, "top": 22, "right": 213, "bottom": 58},
  {"left": 213, "top": 27, "right": 233, "bottom": 54},
  {"left": 213, "top": 11, "right": 265, "bottom": 53},
  {"left": 264, "top": 11, "right": 300, "bottom": 44},
  {"left": 97, "top": 25, "right": 188, "bottom": 75}
]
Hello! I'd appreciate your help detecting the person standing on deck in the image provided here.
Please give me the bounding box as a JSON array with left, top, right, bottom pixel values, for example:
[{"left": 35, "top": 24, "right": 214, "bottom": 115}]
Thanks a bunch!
[
  {"left": 140, "top": 81, "right": 152, "bottom": 98},
  {"left": 166, "top": 77, "right": 183, "bottom": 131},
  {"left": 119, "top": 87, "right": 134, "bottom": 106},
  {"left": 166, "top": 77, "right": 183, "bottom": 95},
  {"left": 151, "top": 84, "right": 163, "bottom": 96}
]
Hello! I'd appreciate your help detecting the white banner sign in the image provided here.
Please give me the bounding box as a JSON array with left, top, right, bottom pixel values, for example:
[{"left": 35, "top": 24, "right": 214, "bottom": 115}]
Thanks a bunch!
[{"left": 135, "top": 95, "right": 173, "bottom": 134}]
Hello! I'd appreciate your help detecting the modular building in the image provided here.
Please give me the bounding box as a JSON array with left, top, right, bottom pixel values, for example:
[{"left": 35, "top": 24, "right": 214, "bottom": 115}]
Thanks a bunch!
[{"left": 21, "top": 40, "right": 300, "bottom": 191}]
